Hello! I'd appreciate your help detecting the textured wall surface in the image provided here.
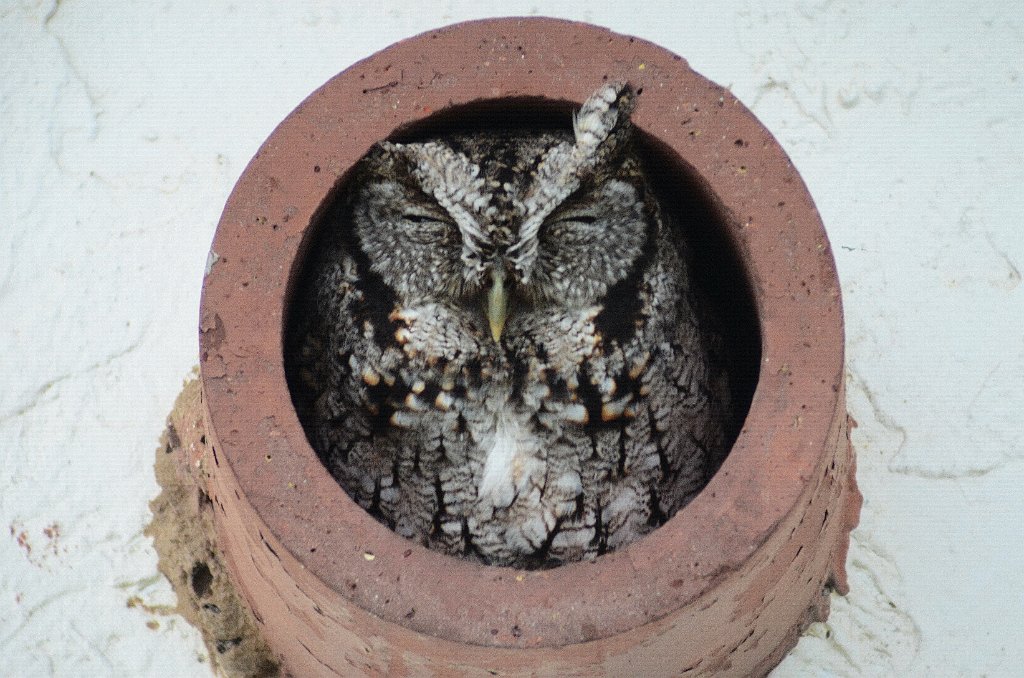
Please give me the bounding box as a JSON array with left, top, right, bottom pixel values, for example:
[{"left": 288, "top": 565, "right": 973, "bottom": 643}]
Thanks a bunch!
[{"left": 1, "top": 1, "right": 1021, "bottom": 676}]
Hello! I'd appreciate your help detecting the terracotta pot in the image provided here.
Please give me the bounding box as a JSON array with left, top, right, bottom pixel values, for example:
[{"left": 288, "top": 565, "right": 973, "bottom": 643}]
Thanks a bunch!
[{"left": 199, "top": 17, "right": 860, "bottom": 677}]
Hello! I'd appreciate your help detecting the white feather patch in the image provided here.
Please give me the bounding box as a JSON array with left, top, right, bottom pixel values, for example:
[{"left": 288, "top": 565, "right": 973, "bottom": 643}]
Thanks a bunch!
[{"left": 478, "top": 413, "right": 540, "bottom": 509}]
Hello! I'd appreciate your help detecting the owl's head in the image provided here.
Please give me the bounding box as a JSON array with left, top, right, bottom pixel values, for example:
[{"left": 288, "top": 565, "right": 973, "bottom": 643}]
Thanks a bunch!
[{"left": 350, "top": 82, "right": 652, "bottom": 341}]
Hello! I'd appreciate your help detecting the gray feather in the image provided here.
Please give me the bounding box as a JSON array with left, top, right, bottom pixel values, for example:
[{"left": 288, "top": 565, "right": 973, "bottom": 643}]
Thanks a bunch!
[{"left": 293, "top": 82, "right": 732, "bottom": 568}]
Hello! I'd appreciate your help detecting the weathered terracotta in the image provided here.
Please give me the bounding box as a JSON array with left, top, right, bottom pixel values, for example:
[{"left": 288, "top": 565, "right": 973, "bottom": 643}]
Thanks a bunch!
[{"left": 199, "top": 17, "right": 860, "bottom": 677}]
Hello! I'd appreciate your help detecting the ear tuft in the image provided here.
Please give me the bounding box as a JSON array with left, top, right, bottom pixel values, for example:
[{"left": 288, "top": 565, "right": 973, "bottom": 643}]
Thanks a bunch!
[{"left": 572, "top": 81, "right": 636, "bottom": 152}]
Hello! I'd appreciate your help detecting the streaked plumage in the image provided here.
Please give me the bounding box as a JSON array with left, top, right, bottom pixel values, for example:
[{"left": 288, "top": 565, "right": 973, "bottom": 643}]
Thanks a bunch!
[{"left": 291, "top": 82, "right": 732, "bottom": 568}]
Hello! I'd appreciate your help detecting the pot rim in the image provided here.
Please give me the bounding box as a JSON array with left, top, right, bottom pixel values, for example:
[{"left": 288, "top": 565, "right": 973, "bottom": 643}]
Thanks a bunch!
[{"left": 199, "top": 16, "right": 845, "bottom": 649}]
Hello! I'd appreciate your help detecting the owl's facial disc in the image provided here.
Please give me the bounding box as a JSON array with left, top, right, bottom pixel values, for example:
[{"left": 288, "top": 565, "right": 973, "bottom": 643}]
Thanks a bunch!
[{"left": 363, "top": 82, "right": 639, "bottom": 329}]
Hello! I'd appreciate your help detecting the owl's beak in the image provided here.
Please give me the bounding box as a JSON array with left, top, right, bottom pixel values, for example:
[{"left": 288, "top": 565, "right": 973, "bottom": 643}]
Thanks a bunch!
[{"left": 485, "top": 269, "right": 508, "bottom": 342}]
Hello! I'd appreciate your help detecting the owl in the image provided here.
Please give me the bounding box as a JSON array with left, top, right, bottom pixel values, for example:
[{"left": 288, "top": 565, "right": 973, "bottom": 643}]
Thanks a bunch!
[{"left": 291, "top": 82, "right": 732, "bottom": 569}]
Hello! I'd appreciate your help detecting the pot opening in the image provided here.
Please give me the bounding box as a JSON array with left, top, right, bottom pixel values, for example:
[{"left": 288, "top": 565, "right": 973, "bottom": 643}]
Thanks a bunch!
[{"left": 283, "top": 94, "right": 760, "bottom": 567}]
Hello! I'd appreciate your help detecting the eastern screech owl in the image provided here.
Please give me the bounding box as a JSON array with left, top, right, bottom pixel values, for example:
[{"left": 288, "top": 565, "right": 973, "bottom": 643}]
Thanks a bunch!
[{"left": 292, "top": 82, "right": 732, "bottom": 568}]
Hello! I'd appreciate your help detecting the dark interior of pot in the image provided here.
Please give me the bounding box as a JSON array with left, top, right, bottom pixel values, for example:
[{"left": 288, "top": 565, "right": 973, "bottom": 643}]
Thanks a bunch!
[
  {"left": 283, "top": 95, "right": 761, "bottom": 565},
  {"left": 635, "top": 128, "right": 761, "bottom": 454}
]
